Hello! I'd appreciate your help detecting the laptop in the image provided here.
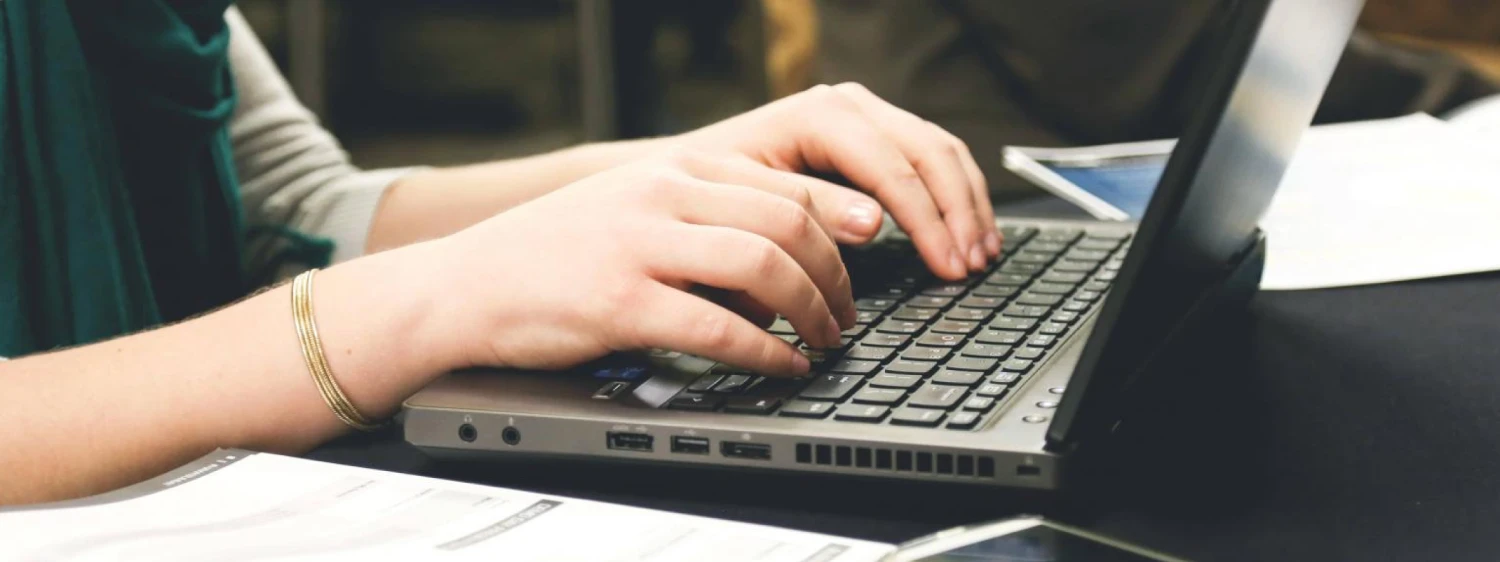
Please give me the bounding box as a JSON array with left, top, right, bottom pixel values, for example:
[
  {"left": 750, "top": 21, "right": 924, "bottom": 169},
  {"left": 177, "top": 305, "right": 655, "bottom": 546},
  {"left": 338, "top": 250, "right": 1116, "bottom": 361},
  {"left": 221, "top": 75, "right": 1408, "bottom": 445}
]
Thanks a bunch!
[{"left": 404, "top": 0, "right": 1363, "bottom": 489}]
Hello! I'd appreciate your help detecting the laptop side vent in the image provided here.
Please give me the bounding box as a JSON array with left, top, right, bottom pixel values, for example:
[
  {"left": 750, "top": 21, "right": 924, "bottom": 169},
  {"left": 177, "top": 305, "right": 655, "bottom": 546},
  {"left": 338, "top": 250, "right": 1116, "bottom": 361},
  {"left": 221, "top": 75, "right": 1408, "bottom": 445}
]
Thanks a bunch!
[{"left": 794, "top": 442, "right": 996, "bottom": 478}]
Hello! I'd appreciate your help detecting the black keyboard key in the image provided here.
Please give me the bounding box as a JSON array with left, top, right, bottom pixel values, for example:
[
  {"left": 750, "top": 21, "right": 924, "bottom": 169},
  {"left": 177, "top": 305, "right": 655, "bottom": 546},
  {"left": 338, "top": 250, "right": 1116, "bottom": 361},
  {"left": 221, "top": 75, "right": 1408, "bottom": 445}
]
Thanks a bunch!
[
  {"left": 1015, "top": 293, "right": 1063, "bottom": 307},
  {"left": 984, "top": 273, "right": 1032, "bottom": 286},
  {"left": 714, "top": 374, "right": 756, "bottom": 393},
  {"left": 970, "top": 285, "right": 1019, "bottom": 298},
  {"left": 1083, "top": 281, "right": 1112, "bottom": 292},
  {"left": 1038, "top": 322, "right": 1069, "bottom": 335},
  {"left": 947, "top": 411, "right": 981, "bottom": 430},
  {"left": 999, "top": 262, "right": 1043, "bottom": 274},
  {"left": 876, "top": 320, "right": 924, "bottom": 334},
  {"left": 799, "top": 374, "right": 865, "bottom": 401},
  {"left": 1027, "top": 335, "right": 1058, "bottom": 348},
  {"left": 1089, "top": 230, "right": 1132, "bottom": 241},
  {"left": 779, "top": 400, "right": 834, "bottom": 418},
  {"left": 841, "top": 324, "right": 868, "bottom": 338},
  {"left": 932, "top": 369, "right": 985, "bottom": 386},
  {"left": 963, "top": 396, "right": 995, "bottom": 412},
  {"left": 961, "top": 342, "right": 1012, "bottom": 359},
  {"left": 921, "top": 284, "right": 969, "bottom": 297},
  {"left": 851, "top": 387, "right": 906, "bottom": 405},
  {"left": 855, "top": 310, "right": 882, "bottom": 324},
  {"left": 835, "top": 404, "right": 890, "bottom": 423},
  {"left": 886, "top": 360, "right": 938, "bottom": 376},
  {"left": 901, "top": 346, "right": 951, "bottom": 362},
  {"left": 944, "top": 308, "right": 990, "bottom": 322},
  {"left": 947, "top": 356, "right": 998, "bottom": 372},
  {"left": 1053, "top": 260, "right": 1099, "bottom": 273},
  {"left": 1022, "top": 241, "right": 1069, "bottom": 253},
  {"left": 957, "top": 295, "right": 1006, "bottom": 309},
  {"left": 1074, "top": 290, "right": 1103, "bottom": 302},
  {"left": 743, "top": 376, "right": 808, "bottom": 399},
  {"left": 1002, "top": 305, "right": 1049, "bottom": 318},
  {"left": 1035, "top": 228, "right": 1082, "bottom": 243},
  {"left": 890, "top": 306, "right": 940, "bottom": 322},
  {"left": 769, "top": 318, "right": 796, "bottom": 335},
  {"left": 890, "top": 407, "right": 946, "bottom": 427},
  {"left": 989, "top": 371, "right": 1021, "bottom": 385},
  {"left": 1097, "top": 269, "right": 1120, "bottom": 280},
  {"left": 845, "top": 345, "right": 893, "bottom": 362},
  {"left": 1067, "top": 249, "right": 1111, "bottom": 261},
  {"left": 907, "top": 383, "right": 968, "bottom": 410},
  {"left": 1011, "top": 251, "right": 1056, "bottom": 264},
  {"left": 907, "top": 296, "right": 953, "bottom": 309},
  {"left": 1001, "top": 359, "right": 1034, "bottom": 372},
  {"left": 975, "top": 383, "right": 1008, "bottom": 398},
  {"left": 977, "top": 329, "right": 1025, "bottom": 345},
  {"left": 1050, "top": 311, "right": 1081, "bottom": 324},
  {"left": 1000, "top": 225, "right": 1038, "bottom": 240},
  {"left": 871, "top": 287, "right": 909, "bottom": 300},
  {"left": 861, "top": 333, "right": 910, "bottom": 348},
  {"left": 1040, "top": 271, "right": 1087, "bottom": 284},
  {"left": 668, "top": 393, "right": 722, "bottom": 411},
  {"left": 1076, "top": 238, "right": 1121, "bottom": 251},
  {"left": 724, "top": 397, "right": 781, "bottom": 415},
  {"left": 828, "top": 359, "right": 881, "bottom": 375},
  {"left": 1028, "top": 282, "right": 1075, "bottom": 295},
  {"left": 929, "top": 320, "right": 979, "bottom": 335},
  {"left": 855, "top": 298, "right": 898, "bottom": 312},
  {"left": 915, "top": 331, "right": 965, "bottom": 348},
  {"left": 869, "top": 373, "right": 923, "bottom": 389},
  {"left": 687, "top": 374, "right": 724, "bottom": 393},
  {"left": 1062, "top": 300, "right": 1091, "bottom": 312},
  {"left": 1015, "top": 347, "right": 1046, "bottom": 361},
  {"left": 990, "top": 316, "right": 1038, "bottom": 332}
]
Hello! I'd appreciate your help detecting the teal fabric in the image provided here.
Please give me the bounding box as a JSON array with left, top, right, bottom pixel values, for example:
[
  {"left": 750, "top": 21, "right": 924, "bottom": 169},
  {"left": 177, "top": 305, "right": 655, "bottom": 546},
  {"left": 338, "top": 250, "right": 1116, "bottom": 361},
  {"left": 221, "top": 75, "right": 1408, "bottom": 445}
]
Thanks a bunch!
[{"left": 0, "top": 0, "right": 244, "bottom": 356}]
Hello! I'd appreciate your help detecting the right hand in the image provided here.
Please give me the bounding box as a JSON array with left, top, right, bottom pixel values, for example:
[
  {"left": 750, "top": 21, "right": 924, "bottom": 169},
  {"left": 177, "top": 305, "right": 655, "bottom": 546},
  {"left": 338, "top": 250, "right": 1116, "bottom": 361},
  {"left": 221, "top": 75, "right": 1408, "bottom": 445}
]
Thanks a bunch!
[{"left": 425, "top": 147, "right": 859, "bottom": 377}]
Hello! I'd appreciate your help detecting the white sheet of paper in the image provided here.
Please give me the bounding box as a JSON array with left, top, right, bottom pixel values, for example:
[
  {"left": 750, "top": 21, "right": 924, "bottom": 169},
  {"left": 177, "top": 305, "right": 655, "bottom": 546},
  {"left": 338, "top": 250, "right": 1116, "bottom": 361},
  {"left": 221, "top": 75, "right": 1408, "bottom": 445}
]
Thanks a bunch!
[
  {"left": 0, "top": 452, "right": 893, "bottom": 562},
  {"left": 1258, "top": 114, "right": 1500, "bottom": 290}
]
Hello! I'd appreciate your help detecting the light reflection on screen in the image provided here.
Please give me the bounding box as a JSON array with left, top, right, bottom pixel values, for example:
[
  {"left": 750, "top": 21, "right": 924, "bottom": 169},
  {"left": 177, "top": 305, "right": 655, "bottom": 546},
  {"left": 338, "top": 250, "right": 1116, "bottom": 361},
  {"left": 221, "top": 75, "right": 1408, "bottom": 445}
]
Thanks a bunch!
[{"left": 913, "top": 526, "right": 1161, "bottom": 562}]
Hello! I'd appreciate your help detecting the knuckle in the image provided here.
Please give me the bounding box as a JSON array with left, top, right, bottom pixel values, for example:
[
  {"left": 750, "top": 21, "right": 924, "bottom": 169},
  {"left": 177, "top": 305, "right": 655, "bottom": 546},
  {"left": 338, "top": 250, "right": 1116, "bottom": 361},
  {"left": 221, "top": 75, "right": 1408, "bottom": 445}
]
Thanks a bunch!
[
  {"left": 747, "top": 237, "right": 785, "bottom": 278},
  {"left": 775, "top": 199, "right": 816, "bottom": 241},
  {"left": 691, "top": 312, "right": 735, "bottom": 350},
  {"left": 786, "top": 183, "right": 815, "bottom": 210},
  {"left": 833, "top": 81, "right": 871, "bottom": 96}
]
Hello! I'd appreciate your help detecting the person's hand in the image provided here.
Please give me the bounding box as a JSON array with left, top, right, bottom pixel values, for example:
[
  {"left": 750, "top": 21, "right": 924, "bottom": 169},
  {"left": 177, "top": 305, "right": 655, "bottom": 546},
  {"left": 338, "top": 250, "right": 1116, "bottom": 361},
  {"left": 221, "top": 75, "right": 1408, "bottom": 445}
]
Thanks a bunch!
[
  {"left": 678, "top": 82, "right": 1001, "bottom": 280},
  {"left": 424, "top": 148, "right": 858, "bottom": 376}
]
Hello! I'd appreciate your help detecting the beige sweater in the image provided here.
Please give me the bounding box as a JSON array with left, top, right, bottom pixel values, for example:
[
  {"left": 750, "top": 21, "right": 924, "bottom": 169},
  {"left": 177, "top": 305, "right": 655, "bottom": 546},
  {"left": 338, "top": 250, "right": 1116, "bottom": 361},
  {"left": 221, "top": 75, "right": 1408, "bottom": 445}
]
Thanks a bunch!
[{"left": 225, "top": 8, "right": 419, "bottom": 279}]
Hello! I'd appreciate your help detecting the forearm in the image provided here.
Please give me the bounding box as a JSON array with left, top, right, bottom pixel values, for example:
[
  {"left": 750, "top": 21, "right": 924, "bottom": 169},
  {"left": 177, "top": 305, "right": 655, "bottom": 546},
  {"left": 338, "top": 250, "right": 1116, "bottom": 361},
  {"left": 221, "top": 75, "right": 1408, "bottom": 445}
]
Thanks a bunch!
[
  {"left": 0, "top": 244, "right": 449, "bottom": 505},
  {"left": 365, "top": 138, "right": 668, "bottom": 253}
]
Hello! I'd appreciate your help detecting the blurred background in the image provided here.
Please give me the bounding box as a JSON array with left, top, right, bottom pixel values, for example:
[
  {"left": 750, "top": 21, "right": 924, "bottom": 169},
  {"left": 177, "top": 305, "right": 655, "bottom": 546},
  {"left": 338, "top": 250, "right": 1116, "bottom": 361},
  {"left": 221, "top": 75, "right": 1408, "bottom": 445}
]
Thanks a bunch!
[{"left": 237, "top": 0, "right": 1500, "bottom": 200}]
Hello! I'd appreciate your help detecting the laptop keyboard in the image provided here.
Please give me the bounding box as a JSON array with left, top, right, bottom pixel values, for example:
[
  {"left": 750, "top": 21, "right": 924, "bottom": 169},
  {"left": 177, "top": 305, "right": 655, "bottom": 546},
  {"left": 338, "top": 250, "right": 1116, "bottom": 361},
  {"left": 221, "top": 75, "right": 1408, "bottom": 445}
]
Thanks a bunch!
[{"left": 612, "top": 225, "right": 1131, "bottom": 431}]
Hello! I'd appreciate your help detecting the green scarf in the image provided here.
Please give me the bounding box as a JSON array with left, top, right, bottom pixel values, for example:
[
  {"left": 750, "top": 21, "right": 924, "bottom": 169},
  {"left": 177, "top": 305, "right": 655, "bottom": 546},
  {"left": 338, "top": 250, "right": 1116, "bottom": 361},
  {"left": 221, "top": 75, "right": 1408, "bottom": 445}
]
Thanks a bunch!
[{"left": 0, "top": 0, "right": 244, "bottom": 356}]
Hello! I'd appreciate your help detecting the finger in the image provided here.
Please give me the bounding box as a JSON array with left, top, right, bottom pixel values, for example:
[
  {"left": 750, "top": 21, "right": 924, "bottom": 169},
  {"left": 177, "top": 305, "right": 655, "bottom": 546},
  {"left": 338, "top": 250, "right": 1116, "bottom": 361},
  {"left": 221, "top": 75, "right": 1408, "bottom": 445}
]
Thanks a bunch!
[
  {"left": 832, "top": 83, "right": 989, "bottom": 271},
  {"left": 784, "top": 86, "right": 967, "bottom": 279},
  {"left": 658, "top": 172, "right": 857, "bottom": 330},
  {"left": 940, "top": 126, "right": 1003, "bottom": 257},
  {"left": 646, "top": 223, "right": 844, "bottom": 349},
  {"left": 625, "top": 283, "right": 810, "bottom": 376},
  {"left": 674, "top": 150, "right": 886, "bottom": 244},
  {"left": 700, "top": 288, "right": 777, "bottom": 329}
]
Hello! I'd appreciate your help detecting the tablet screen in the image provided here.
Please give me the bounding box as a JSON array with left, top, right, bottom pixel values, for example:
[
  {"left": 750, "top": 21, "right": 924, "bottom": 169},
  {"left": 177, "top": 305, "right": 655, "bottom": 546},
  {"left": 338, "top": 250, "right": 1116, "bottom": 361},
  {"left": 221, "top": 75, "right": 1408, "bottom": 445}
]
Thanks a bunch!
[{"left": 913, "top": 524, "right": 1162, "bottom": 562}]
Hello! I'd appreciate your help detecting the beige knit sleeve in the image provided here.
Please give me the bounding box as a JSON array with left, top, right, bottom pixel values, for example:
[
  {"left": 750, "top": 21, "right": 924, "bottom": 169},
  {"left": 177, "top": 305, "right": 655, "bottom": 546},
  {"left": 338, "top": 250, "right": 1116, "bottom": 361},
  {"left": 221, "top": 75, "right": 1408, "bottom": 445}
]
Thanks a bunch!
[{"left": 225, "top": 7, "right": 422, "bottom": 282}]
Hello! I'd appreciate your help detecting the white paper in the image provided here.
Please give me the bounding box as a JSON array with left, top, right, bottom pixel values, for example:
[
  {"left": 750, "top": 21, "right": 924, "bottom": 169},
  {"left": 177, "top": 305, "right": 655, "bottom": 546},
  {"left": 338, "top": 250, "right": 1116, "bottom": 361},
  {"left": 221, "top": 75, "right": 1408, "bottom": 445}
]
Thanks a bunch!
[
  {"left": 1006, "top": 114, "right": 1500, "bottom": 291},
  {"left": 0, "top": 453, "right": 893, "bottom": 562}
]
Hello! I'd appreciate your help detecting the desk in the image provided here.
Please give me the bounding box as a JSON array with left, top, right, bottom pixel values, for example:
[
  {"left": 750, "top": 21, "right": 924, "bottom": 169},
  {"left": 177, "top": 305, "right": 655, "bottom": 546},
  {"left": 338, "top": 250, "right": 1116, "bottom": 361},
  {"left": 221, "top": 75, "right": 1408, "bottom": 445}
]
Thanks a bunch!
[{"left": 310, "top": 197, "right": 1500, "bottom": 561}]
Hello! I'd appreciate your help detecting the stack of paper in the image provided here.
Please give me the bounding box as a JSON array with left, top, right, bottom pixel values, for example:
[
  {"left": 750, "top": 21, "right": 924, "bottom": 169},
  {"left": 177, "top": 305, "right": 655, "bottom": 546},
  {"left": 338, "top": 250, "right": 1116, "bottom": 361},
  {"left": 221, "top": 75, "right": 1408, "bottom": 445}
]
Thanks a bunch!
[{"left": 1004, "top": 113, "right": 1500, "bottom": 290}]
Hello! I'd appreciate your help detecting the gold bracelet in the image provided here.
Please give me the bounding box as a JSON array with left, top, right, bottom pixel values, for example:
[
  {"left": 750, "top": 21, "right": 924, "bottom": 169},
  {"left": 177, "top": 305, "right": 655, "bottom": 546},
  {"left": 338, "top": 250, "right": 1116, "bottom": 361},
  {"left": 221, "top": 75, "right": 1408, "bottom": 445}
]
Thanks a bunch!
[{"left": 291, "top": 269, "right": 383, "bottom": 431}]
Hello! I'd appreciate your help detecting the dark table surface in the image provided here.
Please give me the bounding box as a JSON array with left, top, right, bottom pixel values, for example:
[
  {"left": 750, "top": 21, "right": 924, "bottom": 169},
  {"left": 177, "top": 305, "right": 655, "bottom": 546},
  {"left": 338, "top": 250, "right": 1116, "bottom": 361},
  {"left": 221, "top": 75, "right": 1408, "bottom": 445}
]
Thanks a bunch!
[{"left": 310, "top": 198, "right": 1500, "bottom": 561}]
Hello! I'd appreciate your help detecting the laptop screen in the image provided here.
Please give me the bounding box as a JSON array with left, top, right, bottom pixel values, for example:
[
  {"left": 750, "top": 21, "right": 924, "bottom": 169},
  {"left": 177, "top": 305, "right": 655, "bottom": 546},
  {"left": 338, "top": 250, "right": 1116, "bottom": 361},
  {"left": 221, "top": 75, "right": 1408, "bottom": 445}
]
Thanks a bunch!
[{"left": 1046, "top": 0, "right": 1365, "bottom": 446}]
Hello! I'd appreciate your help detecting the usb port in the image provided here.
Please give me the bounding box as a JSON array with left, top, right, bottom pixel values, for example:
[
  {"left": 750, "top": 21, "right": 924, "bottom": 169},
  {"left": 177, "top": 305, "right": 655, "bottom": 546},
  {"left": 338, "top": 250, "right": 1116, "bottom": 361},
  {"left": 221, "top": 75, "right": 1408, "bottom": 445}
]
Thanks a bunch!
[
  {"left": 721, "top": 441, "right": 772, "bottom": 460},
  {"left": 606, "top": 432, "right": 654, "bottom": 452},
  {"left": 671, "top": 436, "right": 711, "bottom": 455}
]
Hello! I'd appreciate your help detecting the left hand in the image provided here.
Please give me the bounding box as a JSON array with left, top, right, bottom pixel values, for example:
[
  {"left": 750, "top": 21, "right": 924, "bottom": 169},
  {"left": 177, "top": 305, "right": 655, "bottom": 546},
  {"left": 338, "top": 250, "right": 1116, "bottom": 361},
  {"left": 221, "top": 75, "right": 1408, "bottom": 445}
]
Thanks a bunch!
[{"left": 678, "top": 82, "right": 1001, "bottom": 280}]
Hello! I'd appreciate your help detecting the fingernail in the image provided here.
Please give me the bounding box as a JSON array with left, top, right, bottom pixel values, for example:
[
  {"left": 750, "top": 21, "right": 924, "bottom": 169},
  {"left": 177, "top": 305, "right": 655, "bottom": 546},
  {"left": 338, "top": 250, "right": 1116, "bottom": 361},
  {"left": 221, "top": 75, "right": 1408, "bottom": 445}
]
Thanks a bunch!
[
  {"left": 948, "top": 248, "right": 966, "bottom": 277},
  {"left": 841, "top": 200, "right": 882, "bottom": 238},
  {"left": 790, "top": 352, "right": 811, "bottom": 374},
  {"left": 985, "top": 232, "right": 1002, "bottom": 256},
  {"left": 968, "top": 245, "right": 986, "bottom": 271}
]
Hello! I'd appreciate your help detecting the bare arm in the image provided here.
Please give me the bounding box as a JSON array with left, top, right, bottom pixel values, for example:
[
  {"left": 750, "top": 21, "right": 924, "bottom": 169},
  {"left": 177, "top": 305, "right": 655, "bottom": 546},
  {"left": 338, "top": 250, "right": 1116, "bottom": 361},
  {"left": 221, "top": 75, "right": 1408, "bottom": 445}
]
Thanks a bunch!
[{"left": 0, "top": 245, "right": 444, "bottom": 504}]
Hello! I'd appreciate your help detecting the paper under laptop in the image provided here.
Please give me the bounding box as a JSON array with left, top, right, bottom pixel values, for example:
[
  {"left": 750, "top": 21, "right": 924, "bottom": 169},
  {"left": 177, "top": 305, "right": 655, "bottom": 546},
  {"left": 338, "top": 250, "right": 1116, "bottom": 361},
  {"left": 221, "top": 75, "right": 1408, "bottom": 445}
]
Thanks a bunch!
[
  {"left": 0, "top": 450, "right": 895, "bottom": 562},
  {"left": 1004, "top": 113, "right": 1500, "bottom": 291}
]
